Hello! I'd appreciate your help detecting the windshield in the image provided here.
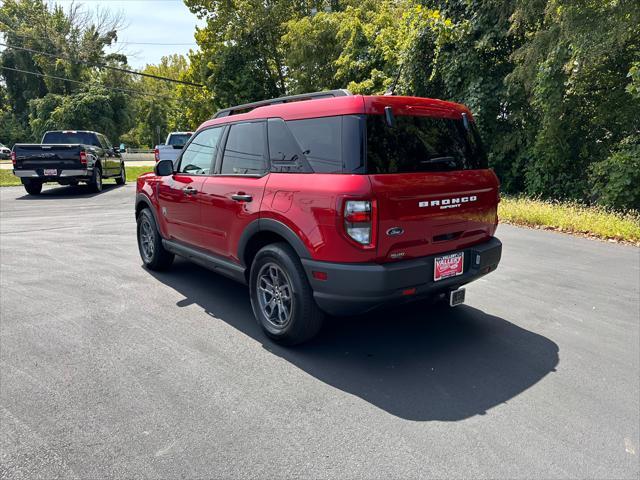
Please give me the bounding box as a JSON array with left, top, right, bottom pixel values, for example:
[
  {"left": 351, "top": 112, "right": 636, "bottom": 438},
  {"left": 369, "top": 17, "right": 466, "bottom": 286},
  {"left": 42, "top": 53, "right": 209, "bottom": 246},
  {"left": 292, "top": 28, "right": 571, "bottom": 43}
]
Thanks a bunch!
[
  {"left": 42, "top": 131, "right": 99, "bottom": 146},
  {"left": 366, "top": 115, "right": 488, "bottom": 173},
  {"left": 167, "top": 134, "right": 192, "bottom": 147}
]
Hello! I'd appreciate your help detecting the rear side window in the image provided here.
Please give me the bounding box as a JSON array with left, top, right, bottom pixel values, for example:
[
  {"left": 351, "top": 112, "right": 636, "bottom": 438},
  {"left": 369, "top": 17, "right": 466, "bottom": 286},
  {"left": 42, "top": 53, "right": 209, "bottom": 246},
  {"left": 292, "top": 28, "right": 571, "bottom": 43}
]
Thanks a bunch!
[
  {"left": 366, "top": 115, "right": 488, "bottom": 173},
  {"left": 267, "top": 119, "right": 310, "bottom": 173},
  {"left": 286, "top": 117, "right": 342, "bottom": 173},
  {"left": 221, "top": 122, "right": 267, "bottom": 175},
  {"left": 97, "top": 134, "right": 110, "bottom": 150}
]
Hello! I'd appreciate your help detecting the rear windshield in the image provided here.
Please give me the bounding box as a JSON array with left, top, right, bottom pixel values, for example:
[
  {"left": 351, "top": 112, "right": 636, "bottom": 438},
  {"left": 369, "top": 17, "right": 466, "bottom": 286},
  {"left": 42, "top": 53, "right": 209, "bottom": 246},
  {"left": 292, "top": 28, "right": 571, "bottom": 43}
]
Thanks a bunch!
[
  {"left": 366, "top": 115, "right": 488, "bottom": 173},
  {"left": 167, "top": 134, "right": 191, "bottom": 147},
  {"left": 42, "top": 131, "right": 99, "bottom": 146}
]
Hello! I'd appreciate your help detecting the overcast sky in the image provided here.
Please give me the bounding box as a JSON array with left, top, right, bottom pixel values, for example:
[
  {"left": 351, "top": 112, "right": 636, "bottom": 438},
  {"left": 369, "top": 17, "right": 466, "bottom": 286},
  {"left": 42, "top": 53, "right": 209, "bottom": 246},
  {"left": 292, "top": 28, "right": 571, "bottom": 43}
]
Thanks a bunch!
[{"left": 50, "top": 0, "right": 204, "bottom": 69}]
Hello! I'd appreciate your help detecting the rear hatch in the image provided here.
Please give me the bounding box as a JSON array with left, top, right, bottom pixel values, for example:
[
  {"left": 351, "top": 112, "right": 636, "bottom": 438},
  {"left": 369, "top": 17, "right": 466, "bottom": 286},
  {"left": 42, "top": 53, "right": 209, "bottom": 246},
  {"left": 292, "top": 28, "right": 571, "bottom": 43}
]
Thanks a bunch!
[
  {"left": 13, "top": 144, "right": 85, "bottom": 171},
  {"left": 363, "top": 103, "right": 499, "bottom": 263}
]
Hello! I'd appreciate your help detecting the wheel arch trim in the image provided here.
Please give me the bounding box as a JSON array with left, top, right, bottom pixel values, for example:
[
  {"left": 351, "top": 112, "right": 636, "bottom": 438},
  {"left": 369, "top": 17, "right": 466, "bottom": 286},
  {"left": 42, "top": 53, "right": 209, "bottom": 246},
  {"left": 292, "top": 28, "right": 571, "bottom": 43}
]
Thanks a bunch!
[
  {"left": 238, "top": 218, "right": 311, "bottom": 267},
  {"left": 135, "top": 193, "right": 164, "bottom": 239}
]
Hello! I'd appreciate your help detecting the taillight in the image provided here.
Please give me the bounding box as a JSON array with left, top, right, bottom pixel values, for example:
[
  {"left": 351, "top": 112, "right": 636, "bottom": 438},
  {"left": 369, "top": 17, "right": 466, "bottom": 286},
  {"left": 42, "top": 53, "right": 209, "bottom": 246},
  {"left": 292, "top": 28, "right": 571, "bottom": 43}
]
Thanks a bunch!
[
  {"left": 344, "top": 200, "right": 376, "bottom": 247},
  {"left": 79, "top": 150, "right": 87, "bottom": 166},
  {"left": 154, "top": 148, "right": 160, "bottom": 162},
  {"left": 11, "top": 151, "right": 16, "bottom": 166}
]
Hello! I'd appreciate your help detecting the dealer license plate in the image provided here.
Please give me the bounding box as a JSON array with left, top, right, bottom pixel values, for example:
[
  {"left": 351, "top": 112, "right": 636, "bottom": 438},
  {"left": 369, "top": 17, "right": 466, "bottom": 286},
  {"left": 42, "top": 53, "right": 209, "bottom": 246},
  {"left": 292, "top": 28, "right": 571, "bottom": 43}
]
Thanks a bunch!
[
  {"left": 44, "top": 169, "right": 57, "bottom": 176},
  {"left": 434, "top": 252, "right": 464, "bottom": 281}
]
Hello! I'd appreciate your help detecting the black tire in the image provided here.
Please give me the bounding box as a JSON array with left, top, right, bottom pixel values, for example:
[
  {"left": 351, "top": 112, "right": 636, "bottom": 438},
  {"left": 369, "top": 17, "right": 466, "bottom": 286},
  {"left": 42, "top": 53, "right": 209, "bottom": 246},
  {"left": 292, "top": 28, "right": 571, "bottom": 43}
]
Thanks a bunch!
[
  {"left": 137, "top": 208, "right": 174, "bottom": 270},
  {"left": 249, "top": 242, "right": 324, "bottom": 345},
  {"left": 23, "top": 180, "right": 42, "bottom": 195},
  {"left": 89, "top": 166, "right": 103, "bottom": 193},
  {"left": 115, "top": 163, "right": 126, "bottom": 185}
]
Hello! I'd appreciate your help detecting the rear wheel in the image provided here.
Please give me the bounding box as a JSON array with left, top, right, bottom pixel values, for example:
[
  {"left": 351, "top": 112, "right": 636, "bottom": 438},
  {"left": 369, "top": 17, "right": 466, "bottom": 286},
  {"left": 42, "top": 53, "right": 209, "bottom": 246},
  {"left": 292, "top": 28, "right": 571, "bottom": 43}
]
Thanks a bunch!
[
  {"left": 137, "top": 208, "right": 174, "bottom": 270},
  {"left": 23, "top": 180, "right": 42, "bottom": 195},
  {"left": 249, "top": 243, "right": 324, "bottom": 345},
  {"left": 115, "top": 163, "right": 126, "bottom": 185},
  {"left": 89, "top": 166, "right": 102, "bottom": 193}
]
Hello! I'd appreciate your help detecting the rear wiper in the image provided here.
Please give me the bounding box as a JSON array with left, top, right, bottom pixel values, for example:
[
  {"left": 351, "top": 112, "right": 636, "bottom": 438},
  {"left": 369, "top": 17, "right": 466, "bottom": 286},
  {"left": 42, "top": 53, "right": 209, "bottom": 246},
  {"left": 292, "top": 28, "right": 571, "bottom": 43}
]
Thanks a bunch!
[{"left": 420, "top": 156, "right": 457, "bottom": 165}]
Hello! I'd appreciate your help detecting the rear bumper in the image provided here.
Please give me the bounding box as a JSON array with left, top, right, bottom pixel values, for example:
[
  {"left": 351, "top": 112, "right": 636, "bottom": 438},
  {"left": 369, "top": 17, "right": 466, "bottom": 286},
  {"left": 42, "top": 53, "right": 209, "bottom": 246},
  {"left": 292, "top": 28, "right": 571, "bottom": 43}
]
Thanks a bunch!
[
  {"left": 301, "top": 237, "right": 502, "bottom": 316},
  {"left": 14, "top": 169, "right": 91, "bottom": 179}
]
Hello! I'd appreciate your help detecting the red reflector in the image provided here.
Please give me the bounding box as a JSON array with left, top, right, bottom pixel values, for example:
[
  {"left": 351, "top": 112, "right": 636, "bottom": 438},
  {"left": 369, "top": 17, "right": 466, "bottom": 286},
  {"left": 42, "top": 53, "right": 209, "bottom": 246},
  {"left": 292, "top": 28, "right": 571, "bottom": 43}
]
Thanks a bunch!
[
  {"left": 345, "top": 211, "right": 371, "bottom": 223},
  {"left": 11, "top": 151, "right": 16, "bottom": 166},
  {"left": 402, "top": 288, "right": 416, "bottom": 296},
  {"left": 312, "top": 271, "right": 328, "bottom": 281}
]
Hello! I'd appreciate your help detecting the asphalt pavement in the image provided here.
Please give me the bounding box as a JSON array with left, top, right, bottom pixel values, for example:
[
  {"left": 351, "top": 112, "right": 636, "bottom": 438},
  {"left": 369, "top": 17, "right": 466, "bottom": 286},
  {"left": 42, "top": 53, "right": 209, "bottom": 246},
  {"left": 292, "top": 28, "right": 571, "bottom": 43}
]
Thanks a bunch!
[{"left": 0, "top": 183, "right": 638, "bottom": 479}]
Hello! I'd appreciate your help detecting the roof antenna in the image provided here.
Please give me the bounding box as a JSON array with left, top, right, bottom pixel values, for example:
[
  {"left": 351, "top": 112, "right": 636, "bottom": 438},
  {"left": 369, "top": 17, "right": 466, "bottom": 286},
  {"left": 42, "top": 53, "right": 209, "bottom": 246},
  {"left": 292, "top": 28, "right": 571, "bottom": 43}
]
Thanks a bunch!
[{"left": 384, "top": 63, "right": 404, "bottom": 96}]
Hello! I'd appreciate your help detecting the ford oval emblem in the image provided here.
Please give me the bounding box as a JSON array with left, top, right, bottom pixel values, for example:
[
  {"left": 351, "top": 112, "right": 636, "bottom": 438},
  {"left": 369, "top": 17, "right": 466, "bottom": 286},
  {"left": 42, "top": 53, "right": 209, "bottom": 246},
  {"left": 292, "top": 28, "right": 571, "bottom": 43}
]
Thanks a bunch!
[{"left": 386, "top": 227, "right": 404, "bottom": 236}]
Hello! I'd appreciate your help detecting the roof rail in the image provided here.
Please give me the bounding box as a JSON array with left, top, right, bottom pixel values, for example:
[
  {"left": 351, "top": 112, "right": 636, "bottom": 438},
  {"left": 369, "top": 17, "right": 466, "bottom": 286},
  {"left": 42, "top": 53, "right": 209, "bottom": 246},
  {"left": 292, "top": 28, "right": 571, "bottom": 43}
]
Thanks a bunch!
[{"left": 212, "top": 89, "right": 352, "bottom": 119}]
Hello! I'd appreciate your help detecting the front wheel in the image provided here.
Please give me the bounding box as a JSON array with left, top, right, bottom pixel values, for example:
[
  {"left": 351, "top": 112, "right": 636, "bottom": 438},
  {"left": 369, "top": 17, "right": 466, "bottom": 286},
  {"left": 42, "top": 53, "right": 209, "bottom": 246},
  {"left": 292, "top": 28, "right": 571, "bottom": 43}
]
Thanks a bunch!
[
  {"left": 23, "top": 180, "right": 42, "bottom": 195},
  {"left": 137, "top": 208, "right": 174, "bottom": 270},
  {"left": 115, "top": 164, "right": 126, "bottom": 185},
  {"left": 249, "top": 243, "right": 324, "bottom": 345}
]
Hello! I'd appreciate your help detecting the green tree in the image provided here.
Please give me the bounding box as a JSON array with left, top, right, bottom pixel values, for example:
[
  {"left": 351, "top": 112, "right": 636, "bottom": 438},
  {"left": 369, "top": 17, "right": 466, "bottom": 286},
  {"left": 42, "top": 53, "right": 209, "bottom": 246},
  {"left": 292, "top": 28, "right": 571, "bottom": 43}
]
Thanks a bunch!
[
  {"left": 506, "top": 0, "right": 640, "bottom": 201},
  {"left": 123, "top": 54, "right": 191, "bottom": 148},
  {"left": 1, "top": 0, "right": 134, "bottom": 143}
]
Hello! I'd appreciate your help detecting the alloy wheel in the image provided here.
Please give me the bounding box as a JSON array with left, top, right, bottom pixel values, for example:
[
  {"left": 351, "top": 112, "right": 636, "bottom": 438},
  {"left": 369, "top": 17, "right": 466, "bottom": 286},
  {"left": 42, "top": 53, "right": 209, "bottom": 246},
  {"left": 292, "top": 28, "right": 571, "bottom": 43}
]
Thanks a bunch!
[
  {"left": 257, "top": 262, "right": 294, "bottom": 329},
  {"left": 140, "top": 218, "right": 155, "bottom": 261}
]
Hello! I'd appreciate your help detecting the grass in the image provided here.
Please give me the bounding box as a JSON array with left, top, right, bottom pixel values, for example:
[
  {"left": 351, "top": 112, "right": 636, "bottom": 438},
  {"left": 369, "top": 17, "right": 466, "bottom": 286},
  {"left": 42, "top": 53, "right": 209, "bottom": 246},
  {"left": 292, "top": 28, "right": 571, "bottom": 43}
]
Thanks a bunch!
[
  {"left": 0, "top": 165, "right": 154, "bottom": 187},
  {"left": 0, "top": 169, "right": 21, "bottom": 186},
  {"left": 499, "top": 197, "right": 640, "bottom": 245},
  {"left": 124, "top": 165, "right": 154, "bottom": 181}
]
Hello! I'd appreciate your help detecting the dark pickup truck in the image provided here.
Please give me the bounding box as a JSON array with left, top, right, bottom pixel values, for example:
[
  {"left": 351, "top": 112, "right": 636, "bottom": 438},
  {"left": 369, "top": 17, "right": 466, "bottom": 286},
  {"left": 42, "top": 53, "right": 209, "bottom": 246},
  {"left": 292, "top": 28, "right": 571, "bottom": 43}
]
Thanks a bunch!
[{"left": 12, "top": 130, "right": 126, "bottom": 195}]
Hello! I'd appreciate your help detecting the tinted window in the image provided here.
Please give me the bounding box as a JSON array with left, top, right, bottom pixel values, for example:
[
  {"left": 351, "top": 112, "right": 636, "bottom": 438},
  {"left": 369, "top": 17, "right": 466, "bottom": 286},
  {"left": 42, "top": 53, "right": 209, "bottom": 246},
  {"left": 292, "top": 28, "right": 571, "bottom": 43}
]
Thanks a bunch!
[
  {"left": 42, "top": 131, "right": 100, "bottom": 146},
  {"left": 267, "top": 118, "right": 309, "bottom": 173},
  {"left": 221, "top": 122, "right": 266, "bottom": 175},
  {"left": 179, "top": 127, "right": 223, "bottom": 175},
  {"left": 286, "top": 117, "right": 342, "bottom": 173},
  {"left": 366, "top": 115, "right": 488, "bottom": 173},
  {"left": 167, "top": 134, "right": 191, "bottom": 147},
  {"left": 102, "top": 135, "right": 113, "bottom": 150},
  {"left": 97, "top": 134, "right": 110, "bottom": 150}
]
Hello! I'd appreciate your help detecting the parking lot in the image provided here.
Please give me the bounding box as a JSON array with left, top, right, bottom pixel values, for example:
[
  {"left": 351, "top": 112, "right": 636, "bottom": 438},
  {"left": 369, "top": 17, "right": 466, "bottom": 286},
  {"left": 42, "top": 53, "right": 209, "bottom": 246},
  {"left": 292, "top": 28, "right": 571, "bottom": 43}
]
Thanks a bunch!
[{"left": 1, "top": 183, "right": 638, "bottom": 478}]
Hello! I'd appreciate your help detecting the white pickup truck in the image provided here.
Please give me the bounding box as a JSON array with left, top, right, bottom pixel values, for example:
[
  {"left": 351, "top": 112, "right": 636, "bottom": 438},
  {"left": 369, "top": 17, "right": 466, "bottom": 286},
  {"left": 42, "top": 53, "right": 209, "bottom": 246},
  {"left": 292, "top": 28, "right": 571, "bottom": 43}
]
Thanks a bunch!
[{"left": 154, "top": 132, "right": 193, "bottom": 163}]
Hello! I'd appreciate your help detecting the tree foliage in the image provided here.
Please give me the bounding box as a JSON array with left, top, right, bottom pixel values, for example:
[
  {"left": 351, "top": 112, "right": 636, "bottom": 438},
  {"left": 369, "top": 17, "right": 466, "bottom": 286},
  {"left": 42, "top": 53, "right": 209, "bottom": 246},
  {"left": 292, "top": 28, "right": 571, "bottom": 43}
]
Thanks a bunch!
[
  {"left": 2, "top": 0, "right": 638, "bottom": 210},
  {"left": 182, "top": 0, "right": 639, "bottom": 209},
  {"left": 121, "top": 54, "right": 191, "bottom": 148},
  {"left": 0, "top": 0, "right": 135, "bottom": 142}
]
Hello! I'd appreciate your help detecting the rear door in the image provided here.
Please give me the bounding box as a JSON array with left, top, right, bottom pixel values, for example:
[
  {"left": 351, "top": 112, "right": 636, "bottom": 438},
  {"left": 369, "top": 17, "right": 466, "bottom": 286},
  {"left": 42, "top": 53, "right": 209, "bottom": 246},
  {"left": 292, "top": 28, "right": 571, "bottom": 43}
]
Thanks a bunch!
[
  {"left": 157, "top": 127, "right": 223, "bottom": 247},
  {"left": 365, "top": 113, "right": 500, "bottom": 262},
  {"left": 97, "top": 133, "right": 119, "bottom": 175},
  {"left": 199, "top": 121, "right": 269, "bottom": 262}
]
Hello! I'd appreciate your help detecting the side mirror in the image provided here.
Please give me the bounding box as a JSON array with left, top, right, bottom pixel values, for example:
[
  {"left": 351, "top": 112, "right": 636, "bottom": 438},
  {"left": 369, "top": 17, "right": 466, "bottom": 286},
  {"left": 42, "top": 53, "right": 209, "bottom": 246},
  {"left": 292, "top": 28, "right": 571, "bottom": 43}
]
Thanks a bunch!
[{"left": 155, "top": 159, "right": 174, "bottom": 176}]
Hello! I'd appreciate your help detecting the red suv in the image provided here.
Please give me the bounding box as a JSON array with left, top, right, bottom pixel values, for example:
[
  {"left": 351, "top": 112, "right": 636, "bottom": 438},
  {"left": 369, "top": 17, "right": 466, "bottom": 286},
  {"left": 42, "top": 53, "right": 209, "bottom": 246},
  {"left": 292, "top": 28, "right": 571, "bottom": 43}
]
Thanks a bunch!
[{"left": 135, "top": 90, "right": 502, "bottom": 345}]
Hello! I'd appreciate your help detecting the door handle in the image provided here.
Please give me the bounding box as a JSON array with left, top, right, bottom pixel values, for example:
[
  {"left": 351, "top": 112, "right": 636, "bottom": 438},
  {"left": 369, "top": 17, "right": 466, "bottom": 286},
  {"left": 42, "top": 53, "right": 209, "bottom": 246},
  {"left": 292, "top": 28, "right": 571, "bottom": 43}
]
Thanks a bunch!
[
  {"left": 231, "top": 193, "right": 253, "bottom": 202},
  {"left": 183, "top": 186, "right": 198, "bottom": 195}
]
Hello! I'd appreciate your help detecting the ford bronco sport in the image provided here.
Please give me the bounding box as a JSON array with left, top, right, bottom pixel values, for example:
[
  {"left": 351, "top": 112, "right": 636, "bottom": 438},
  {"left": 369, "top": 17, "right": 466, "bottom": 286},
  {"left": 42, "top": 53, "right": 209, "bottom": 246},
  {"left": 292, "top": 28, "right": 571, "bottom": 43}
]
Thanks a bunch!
[{"left": 135, "top": 90, "right": 502, "bottom": 345}]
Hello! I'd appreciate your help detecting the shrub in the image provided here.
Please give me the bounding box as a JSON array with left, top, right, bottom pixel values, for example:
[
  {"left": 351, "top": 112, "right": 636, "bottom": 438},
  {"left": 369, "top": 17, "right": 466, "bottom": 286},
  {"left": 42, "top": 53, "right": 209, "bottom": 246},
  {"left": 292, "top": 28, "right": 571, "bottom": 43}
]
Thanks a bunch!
[{"left": 588, "top": 136, "right": 640, "bottom": 211}]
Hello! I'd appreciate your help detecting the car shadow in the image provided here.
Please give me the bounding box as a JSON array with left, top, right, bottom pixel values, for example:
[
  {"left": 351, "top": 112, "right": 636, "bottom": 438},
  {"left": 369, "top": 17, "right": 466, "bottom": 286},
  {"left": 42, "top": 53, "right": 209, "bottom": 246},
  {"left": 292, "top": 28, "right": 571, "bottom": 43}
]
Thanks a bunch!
[
  {"left": 149, "top": 258, "right": 559, "bottom": 422},
  {"left": 15, "top": 182, "right": 126, "bottom": 200}
]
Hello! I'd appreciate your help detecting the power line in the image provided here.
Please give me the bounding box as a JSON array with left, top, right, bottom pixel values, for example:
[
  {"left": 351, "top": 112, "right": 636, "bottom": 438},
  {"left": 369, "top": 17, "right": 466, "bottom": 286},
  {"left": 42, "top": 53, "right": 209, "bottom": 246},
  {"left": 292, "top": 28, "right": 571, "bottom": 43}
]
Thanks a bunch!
[
  {"left": 113, "top": 41, "right": 197, "bottom": 45},
  {"left": 0, "top": 42, "right": 204, "bottom": 87},
  {"left": 1, "top": 28, "right": 197, "bottom": 46},
  {"left": 0, "top": 65, "right": 176, "bottom": 100}
]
